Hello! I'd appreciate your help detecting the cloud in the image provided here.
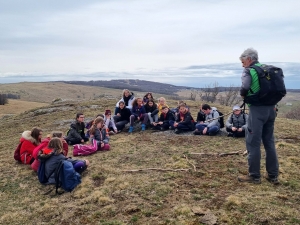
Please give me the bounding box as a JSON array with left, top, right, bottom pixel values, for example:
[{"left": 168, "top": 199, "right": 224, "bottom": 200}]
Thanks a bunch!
[{"left": 0, "top": 0, "right": 299, "bottom": 87}]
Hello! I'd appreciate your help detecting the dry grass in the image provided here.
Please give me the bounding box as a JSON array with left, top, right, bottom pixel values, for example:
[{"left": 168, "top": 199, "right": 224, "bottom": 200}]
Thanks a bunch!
[
  {"left": 0, "top": 99, "right": 48, "bottom": 118},
  {"left": 1, "top": 98, "right": 300, "bottom": 225}
]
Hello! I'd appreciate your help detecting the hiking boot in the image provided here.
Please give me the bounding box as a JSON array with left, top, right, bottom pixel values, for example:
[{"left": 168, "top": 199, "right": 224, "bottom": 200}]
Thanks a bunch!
[
  {"left": 174, "top": 128, "right": 181, "bottom": 134},
  {"left": 238, "top": 175, "right": 261, "bottom": 184},
  {"left": 266, "top": 175, "right": 280, "bottom": 185},
  {"left": 128, "top": 126, "right": 134, "bottom": 133},
  {"left": 141, "top": 124, "right": 146, "bottom": 131},
  {"left": 109, "top": 131, "right": 115, "bottom": 135}
]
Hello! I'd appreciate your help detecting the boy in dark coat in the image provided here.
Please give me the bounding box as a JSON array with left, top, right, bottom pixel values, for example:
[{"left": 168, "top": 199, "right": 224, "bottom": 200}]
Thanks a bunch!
[{"left": 65, "top": 113, "right": 89, "bottom": 145}]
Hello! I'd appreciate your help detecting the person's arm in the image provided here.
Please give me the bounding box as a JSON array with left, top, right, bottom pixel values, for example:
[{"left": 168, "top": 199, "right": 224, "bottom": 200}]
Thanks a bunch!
[
  {"left": 207, "top": 111, "right": 219, "bottom": 128},
  {"left": 225, "top": 115, "right": 233, "bottom": 129},
  {"left": 240, "top": 68, "right": 252, "bottom": 97}
]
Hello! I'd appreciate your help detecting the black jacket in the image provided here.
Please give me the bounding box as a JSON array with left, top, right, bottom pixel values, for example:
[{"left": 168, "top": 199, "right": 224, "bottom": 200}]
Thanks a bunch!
[
  {"left": 144, "top": 104, "right": 158, "bottom": 113},
  {"left": 196, "top": 111, "right": 206, "bottom": 123},
  {"left": 159, "top": 110, "right": 175, "bottom": 122},
  {"left": 116, "top": 107, "right": 131, "bottom": 121},
  {"left": 176, "top": 111, "right": 195, "bottom": 129},
  {"left": 67, "top": 121, "right": 85, "bottom": 141}
]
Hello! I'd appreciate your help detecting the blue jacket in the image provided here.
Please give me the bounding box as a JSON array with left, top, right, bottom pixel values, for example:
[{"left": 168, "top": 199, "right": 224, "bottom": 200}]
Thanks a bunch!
[{"left": 131, "top": 105, "right": 146, "bottom": 117}]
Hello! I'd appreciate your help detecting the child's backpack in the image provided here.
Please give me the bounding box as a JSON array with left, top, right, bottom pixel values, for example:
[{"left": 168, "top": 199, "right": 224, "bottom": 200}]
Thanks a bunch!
[
  {"left": 37, "top": 151, "right": 55, "bottom": 184},
  {"left": 212, "top": 110, "right": 224, "bottom": 128},
  {"left": 73, "top": 139, "right": 98, "bottom": 156},
  {"left": 246, "top": 64, "right": 286, "bottom": 105},
  {"left": 13, "top": 142, "right": 23, "bottom": 162},
  {"left": 55, "top": 160, "right": 81, "bottom": 193}
]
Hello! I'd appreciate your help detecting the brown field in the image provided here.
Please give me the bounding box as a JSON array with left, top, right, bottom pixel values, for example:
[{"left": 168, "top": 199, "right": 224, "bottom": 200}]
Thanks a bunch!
[
  {"left": 1, "top": 97, "right": 300, "bottom": 225},
  {"left": 0, "top": 99, "right": 48, "bottom": 118}
]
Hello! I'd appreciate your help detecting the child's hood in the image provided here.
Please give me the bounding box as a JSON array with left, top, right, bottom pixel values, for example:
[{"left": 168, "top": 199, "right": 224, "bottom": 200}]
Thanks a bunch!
[{"left": 20, "top": 130, "right": 37, "bottom": 144}]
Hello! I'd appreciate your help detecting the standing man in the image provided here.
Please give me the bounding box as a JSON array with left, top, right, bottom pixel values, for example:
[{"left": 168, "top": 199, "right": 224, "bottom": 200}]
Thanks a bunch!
[{"left": 238, "top": 48, "right": 279, "bottom": 185}]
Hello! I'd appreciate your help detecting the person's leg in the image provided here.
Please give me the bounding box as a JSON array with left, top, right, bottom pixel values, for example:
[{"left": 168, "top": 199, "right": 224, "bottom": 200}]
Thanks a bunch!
[
  {"left": 113, "top": 115, "right": 121, "bottom": 123},
  {"left": 207, "top": 126, "right": 220, "bottom": 136},
  {"left": 83, "top": 136, "right": 89, "bottom": 142},
  {"left": 129, "top": 115, "right": 136, "bottom": 126},
  {"left": 141, "top": 113, "right": 149, "bottom": 124},
  {"left": 153, "top": 114, "right": 159, "bottom": 123},
  {"left": 169, "top": 120, "right": 175, "bottom": 129},
  {"left": 141, "top": 113, "right": 148, "bottom": 131},
  {"left": 162, "top": 122, "right": 169, "bottom": 130},
  {"left": 67, "top": 138, "right": 82, "bottom": 145},
  {"left": 129, "top": 115, "right": 136, "bottom": 133},
  {"left": 177, "top": 123, "right": 190, "bottom": 131},
  {"left": 116, "top": 120, "right": 128, "bottom": 131},
  {"left": 148, "top": 112, "right": 154, "bottom": 124},
  {"left": 246, "top": 106, "right": 264, "bottom": 179},
  {"left": 195, "top": 124, "right": 206, "bottom": 133},
  {"left": 262, "top": 106, "right": 279, "bottom": 179}
]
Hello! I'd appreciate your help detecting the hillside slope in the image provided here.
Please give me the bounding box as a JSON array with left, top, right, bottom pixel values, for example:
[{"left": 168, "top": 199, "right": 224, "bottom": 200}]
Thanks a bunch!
[{"left": 1, "top": 99, "right": 300, "bottom": 224}]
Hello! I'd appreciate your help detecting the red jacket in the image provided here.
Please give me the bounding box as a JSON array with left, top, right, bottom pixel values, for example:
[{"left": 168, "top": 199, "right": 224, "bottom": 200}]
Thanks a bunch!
[
  {"left": 19, "top": 131, "right": 39, "bottom": 164},
  {"left": 30, "top": 138, "right": 69, "bottom": 171}
]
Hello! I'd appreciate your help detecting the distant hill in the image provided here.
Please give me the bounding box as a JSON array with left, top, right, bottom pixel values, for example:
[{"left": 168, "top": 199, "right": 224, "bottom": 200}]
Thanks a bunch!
[
  {"left": 63, "top": 79, "right": 300, "bottom": 95},
  {"left": 63, "top": 79, "right": 198, "bottom": 95}
]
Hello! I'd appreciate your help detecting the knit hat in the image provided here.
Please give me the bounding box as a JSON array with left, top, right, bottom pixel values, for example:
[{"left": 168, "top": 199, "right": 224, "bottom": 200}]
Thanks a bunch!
[
  {"left": 233, "top": 105, "right": 241, "bottom": 111},
  {"left": 73, "top": 161, "right": 87, "bottom": 174},
  {"left": 105, "top": 109, "right": 111, "bottom": 115}
]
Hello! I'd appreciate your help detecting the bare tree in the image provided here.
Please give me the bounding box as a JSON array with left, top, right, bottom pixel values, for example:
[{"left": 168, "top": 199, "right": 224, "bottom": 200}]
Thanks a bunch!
[
  {"left": 201, "top": 82, "right": 219, "bottom": 103},
  {"left": 219, "top": 84, "right": 241, "bottom": 106},
  {"left": 190, "top": 89, "right": 197, "bottom": 101}
]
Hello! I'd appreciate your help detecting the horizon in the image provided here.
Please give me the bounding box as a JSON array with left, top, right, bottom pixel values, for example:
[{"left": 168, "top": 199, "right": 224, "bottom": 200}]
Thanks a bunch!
[{"left": 1, "top": 1, "right": 300, "bottom": 88}]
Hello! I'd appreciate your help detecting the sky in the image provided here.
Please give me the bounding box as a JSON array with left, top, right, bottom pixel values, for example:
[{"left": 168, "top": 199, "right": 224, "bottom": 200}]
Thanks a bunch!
[{"left": 0, "top": 0, "right": 299, "bottom": 88}]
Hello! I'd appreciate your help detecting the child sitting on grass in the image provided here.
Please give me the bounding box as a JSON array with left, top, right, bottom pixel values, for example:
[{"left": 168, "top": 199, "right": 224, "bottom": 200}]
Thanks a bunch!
[
  {"left": 157, "top": 97, "right": 169, "bottom": 117},
  {"left": 89, "top": 117, "right": 110, "bottom": 150},
  {"left": 152, "top": 106, "right": 175, "bottom": 131},
  {"left": 170, "top": 103, "right": 195, "bottom": 134},
  {"left": 129, "top": 97, "right": 149, "bottom": 133},
  {"left": 144, "top": 99, "right": 159, "bottom": 125}
]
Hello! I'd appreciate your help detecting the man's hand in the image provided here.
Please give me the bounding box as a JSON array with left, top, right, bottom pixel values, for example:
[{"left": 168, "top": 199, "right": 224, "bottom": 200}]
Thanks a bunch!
[
  {"left": 174, "top": 122, "right": 178, "bottom": 127},
  {"left": 81, "top": 139, "right": 84, "bottom": 143},
  {"left": 117, "top": 113, "right": 121, "bottom": 116},
  {"left": 238, "top": 128, "right": 243, "bottom": 132},
  {"left": 203, "top": 127, "right": 207, "bottom": 135},
  {"left": 101, "top": 143, "right": 104, "bottom": 148},
  {"left": 232, "top": 127, "right": 237, "bottom": 132}
]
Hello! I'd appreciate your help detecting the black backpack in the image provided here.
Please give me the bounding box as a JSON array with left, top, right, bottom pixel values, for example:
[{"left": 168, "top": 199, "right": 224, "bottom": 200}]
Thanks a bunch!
[
  {"left": 212, "top": 110, "right": 224, "bottom": 128},
  {"left": 246, "top": 64, "right": 286, "bottom": 105}
]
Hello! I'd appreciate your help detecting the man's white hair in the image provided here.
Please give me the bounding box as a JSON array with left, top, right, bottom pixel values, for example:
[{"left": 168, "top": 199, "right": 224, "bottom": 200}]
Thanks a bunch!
[{"left": 239, "top": 48, "right": 258, "bottom": 61}]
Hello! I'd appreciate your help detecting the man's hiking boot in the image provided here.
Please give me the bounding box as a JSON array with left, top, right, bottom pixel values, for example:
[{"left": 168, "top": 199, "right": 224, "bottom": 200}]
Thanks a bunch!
[
  {"left": 141, "top": 124, "right": 146, "bottom": 131},
  {"left": 128, "top": 126, "right": 134, "bottom": 133},
  {"left": 238, "top": 175, "right": 261, "bottom": 184},
  {"left": 174, "top": 128, "right": 181, "bottom": 134},
  {"left": 266, "top": 175, "right": 280, "bottom": 185}
]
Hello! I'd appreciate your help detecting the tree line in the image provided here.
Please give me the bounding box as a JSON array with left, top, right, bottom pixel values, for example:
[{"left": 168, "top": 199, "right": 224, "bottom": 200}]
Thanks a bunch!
[{"left": 0, "top": 93, "right": 21, "bottom": 105}]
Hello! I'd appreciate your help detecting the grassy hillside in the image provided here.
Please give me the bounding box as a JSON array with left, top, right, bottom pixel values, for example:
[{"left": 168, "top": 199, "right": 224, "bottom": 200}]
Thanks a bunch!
[{"left": 0, "top": 98, "right": 300, "bottom": 225}]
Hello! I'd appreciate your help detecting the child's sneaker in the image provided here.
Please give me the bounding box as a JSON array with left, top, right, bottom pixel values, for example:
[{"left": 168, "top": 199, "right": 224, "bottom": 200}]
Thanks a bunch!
[
  {"left": 141, "top": 124, "right": 146, "bottom": 131},
  {"left": 128, "top": 126, "right": 134, "bottom": 133}
]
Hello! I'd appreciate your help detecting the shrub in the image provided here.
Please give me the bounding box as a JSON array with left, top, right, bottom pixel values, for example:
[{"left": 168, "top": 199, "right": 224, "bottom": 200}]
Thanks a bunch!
[{"left": 285, "top": 106, "right": 300, "bottom": 120}]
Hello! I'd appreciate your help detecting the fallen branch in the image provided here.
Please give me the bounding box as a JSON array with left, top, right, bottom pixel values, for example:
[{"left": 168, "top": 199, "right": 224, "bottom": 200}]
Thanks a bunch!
[
  {"left": 122, "top": 168, "right": 189, "bottom": 172},
  {"left": 183, "top": 154, "right": 197, "bottom": 171},
  {"left": 190, "top": 151, "right": 241, "bottom": 157}
]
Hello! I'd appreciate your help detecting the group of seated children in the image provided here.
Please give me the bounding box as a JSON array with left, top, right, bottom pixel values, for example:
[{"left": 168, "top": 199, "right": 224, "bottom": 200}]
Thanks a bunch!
[
  {"left": 15, "top": 89, "right": 248, "bottom": 187},
  {"left": 17, "top": 128, "right": 89, "bottom": 185}
]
